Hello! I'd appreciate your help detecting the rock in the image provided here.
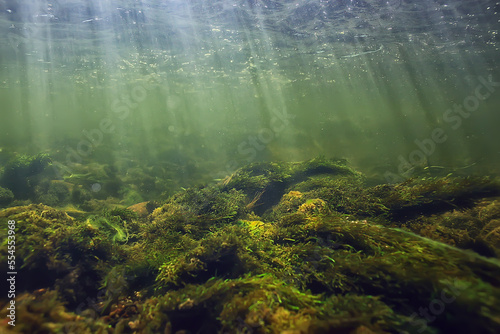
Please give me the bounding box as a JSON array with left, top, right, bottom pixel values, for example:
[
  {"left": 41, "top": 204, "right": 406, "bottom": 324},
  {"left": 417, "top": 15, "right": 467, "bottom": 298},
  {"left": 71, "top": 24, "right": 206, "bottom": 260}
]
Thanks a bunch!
[
  {"left": 0, "top": 186, "right": 14, "bottom": 204},
  {"left": 127, "top": 201, "right": 152, "bottom": 218}
]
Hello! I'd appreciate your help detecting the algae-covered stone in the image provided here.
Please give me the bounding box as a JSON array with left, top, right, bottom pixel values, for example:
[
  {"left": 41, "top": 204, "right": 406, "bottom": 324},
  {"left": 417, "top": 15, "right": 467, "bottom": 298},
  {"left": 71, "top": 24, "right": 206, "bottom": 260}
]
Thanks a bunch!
[
  {"left": 0, "top": 204, "right": 131, "bottom": 309},
  {"left": 2, "top": 158, "right": 500, "bottom": 334},
  {"left": 0, "top": 186, "right": 14, "bottom": 204},
  {"left": 34, "top": 180, "right": 71, "bottom": 206},
  {"left": 0, "top": 153, "right": 51, "bottom": 199}
]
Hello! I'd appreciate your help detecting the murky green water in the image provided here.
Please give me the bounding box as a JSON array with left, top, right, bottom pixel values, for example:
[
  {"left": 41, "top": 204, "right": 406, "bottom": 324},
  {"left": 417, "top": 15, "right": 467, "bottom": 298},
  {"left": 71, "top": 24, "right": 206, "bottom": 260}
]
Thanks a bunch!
[
  {"left": 1, "top": 0, "right": 499, "bottom": 195},
  {"left": 2, "top": 2, "right": 500, "bottom": 333}
]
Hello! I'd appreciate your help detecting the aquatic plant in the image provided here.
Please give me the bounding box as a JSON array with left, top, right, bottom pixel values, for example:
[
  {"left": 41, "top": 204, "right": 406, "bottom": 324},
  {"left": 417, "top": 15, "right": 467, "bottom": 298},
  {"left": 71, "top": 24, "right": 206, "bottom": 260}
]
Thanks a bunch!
[
  {"left": 222, "top": 157, "right": 361, "bottom": 216},
  {"left": 136, "top": 274, "right": 400, "bottom": 333},
  {"left": 2, "top": 158, "right": 500, "bottom": 333},
  {"left": 0, "top": 290, "right": 108, "bottom": 333},
  {"left": 87, "top": 216, "right": 129, "bottom": 243},
  {"left": 370, "top": 175, "right": 500, "bottom": 221},
  {"left": 172, "top": 185, "right": 247, "bottom": 223},
  {"left": 155, "top": 225, "right": 252, "bottom": 289},
  {"left": 34, "top": 180, "right": 71, "bottom": 207},
  {"left": 86, "top": 208, "right": 139, "bottom": 244},
  {"left": 0, "top": 186, "right": 14, "bottom": 205},
  {"left": 0, "top": 204, "right": 130, "bottom": 309},
  {"left": 0, "top": 153, "right": 51, "bottom": 199}
]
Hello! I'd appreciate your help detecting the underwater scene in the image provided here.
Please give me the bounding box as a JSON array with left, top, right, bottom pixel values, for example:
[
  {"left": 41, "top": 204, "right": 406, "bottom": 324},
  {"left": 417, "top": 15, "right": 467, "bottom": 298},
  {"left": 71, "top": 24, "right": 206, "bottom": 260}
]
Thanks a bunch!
[{"left": 1, "top": 0, "right": 500, "bottom": 333}]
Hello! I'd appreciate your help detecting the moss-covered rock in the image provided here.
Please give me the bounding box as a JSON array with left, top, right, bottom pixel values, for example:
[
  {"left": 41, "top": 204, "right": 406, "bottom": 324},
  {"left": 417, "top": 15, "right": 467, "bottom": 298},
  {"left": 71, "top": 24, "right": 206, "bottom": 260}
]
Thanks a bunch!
[
  {"left": 0, "top": 186, "right": 14, "bottom": 205},
  {"left": 0, "top": 290, "right": 109, "bottom": 334},
  {"left": 0, "top": 153, "right": 51, "bottom": 199},
  {"left": 0, "top": 205, "right": 132, "bottom": 309},
  {"left": 34, "top": 180, "right": 71, "bottom": 206},
  {"left": 2, "top": 158, "right": 500, "bottom": 334}
]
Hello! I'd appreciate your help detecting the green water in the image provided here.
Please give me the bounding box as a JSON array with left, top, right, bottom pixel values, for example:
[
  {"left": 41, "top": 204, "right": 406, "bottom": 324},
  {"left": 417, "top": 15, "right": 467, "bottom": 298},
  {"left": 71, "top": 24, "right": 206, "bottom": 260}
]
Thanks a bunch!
[
  {"left": 1, "top": 0, "right": 499, "bottom": 196},
  {"left": 2, "top": 2, "right": 500, "bottom": 333}
]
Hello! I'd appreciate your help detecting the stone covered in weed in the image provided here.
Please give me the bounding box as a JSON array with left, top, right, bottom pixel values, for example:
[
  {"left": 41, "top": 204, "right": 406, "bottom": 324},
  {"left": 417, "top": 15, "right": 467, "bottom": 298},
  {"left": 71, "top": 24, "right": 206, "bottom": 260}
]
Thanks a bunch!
[
  {"left": 1, "top": 157, "right": 500, "bottom": 334},
  {"left": 0, "top": 186, "right": 14, "bottom": 205},
  {"left": 0, "top": 204, "right": 134, "bottom": 309},
  {"left": 0, "top": 153, "right": 51, "bottom": 200}
]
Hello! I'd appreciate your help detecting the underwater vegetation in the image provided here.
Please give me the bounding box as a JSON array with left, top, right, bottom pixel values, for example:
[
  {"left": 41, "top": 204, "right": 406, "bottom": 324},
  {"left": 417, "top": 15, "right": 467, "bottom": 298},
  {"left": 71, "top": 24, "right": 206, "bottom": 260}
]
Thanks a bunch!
[
  {"left": 0, "top": 150, "right": 205, "bottom": 213},
  {"left": 0, "top": 186, "right": 14, "bottom": 205},
  {"left": 1, "top": 157, "right": 500, "bottom": 333},
  {"left": 0, "top": 154, "right": 51, "bottom": 201}
]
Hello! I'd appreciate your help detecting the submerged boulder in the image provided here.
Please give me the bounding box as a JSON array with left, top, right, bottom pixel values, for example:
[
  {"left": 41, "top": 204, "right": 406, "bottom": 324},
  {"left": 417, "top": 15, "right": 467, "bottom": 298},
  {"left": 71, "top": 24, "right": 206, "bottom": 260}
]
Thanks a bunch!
[
  {"left": 0, "top": 153, "right": 51, "bottom": 199},
  {"left": 0, "top": 186, "right": 14, "bottom": 205}
]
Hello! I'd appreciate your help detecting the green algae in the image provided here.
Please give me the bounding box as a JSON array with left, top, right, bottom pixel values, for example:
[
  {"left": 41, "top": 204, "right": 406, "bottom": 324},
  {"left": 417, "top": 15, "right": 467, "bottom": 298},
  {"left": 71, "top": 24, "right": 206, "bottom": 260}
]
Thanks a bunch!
[
  {"left": 1, "top": 157, "right": 500, "bottom": 334},
  {"left": 0, "top": 153, "right": 51, "bottom": 200},
  {"left": 0, "top": 186, "right": 14, "bottom": 205}
]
